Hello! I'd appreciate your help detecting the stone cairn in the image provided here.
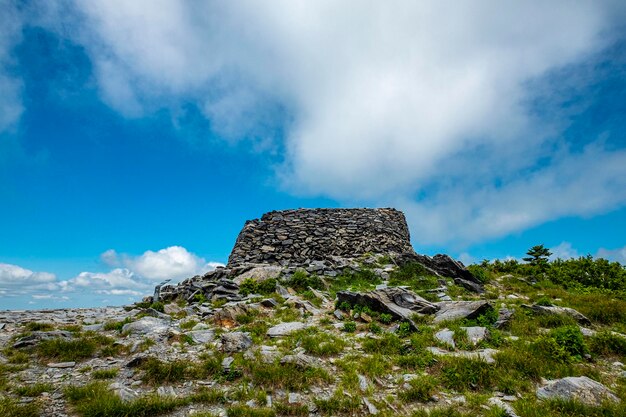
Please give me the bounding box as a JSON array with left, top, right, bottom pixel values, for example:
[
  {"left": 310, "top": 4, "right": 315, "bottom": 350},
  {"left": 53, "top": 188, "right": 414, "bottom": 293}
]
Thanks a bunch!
[{"left": 152, "top": 208, "right": 482, "bottom": 304}]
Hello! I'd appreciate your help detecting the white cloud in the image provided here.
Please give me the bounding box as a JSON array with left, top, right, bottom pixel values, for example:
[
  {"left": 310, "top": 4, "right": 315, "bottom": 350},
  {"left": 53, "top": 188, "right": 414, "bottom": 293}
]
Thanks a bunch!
[
  {"left": 549, "top": 242, "right": 580, "bottom": 260},
  {"left": 0, "top": 0, "right": 24, "bottom": 133},
  {"left": 5, "top": 1, "right": 626, "bottom": 245},
  {"left": 56, "top": 1, "right": 625, "bottom": 245},
  {"left": 597, "top": 246, "right": 626, "bottom": 264},
  {"left": 0, "top": 263, "right": 58, "bottom": 296},
  {"left": 104, "top": 246, "right": 222, "bottom": 281}
]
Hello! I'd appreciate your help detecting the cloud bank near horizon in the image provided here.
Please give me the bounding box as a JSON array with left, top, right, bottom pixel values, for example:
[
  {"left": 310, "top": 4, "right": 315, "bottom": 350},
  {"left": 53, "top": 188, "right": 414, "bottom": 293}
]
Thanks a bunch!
[
  {"left": 0, "top": 246, "right": 222, "bottom": 306},
  {"left": 1, "top": 1, "right": 626, "bottom": 246}
]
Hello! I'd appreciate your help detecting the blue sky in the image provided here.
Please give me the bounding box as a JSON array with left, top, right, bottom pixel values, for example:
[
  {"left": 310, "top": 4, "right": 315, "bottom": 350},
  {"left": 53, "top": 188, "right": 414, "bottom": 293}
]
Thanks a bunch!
[{"left": 1, "top": 1, "right": 625, "bottom": 310}]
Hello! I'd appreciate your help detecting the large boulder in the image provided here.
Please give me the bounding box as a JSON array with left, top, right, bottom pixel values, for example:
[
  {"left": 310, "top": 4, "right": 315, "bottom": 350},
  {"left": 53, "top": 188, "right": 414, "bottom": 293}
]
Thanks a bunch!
[
  {"left": 337, "top": 287, "right": 438, "bottom": 330},
  {"left": 414, "top": 254, "right": 484, "bottom": 293},
  {"left": 121, "top": 317, "right": 170, "bottom": 336},
  {"left": 433, "top": 300, "right": 493, "bottom": 324},
  {"left": 537, "top": 376, "right": 620, "bottom": 406},
  {"left": 522, "top": 304, "right": 591, "bottom": 326},
  {"left": 232, "top": 265, "right": 283, "bottom": 285}
]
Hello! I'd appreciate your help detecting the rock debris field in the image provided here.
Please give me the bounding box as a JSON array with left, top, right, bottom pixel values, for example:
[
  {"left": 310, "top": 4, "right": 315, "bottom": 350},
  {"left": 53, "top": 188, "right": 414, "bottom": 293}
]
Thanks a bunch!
[{"left": 1, "top": 208, "right": 625, "bottom": 417}]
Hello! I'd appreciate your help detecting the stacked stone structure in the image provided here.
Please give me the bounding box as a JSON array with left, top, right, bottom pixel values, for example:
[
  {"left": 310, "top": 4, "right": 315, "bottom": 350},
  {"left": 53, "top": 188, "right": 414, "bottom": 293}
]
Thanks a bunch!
[{"left": 227, "top": 208, "right": 415, "bottom": 267}]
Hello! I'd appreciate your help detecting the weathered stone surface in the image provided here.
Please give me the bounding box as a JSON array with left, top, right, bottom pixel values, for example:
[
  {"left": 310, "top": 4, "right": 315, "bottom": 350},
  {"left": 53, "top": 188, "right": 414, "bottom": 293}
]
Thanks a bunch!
[
  {"left": 47, "top": 361, "right": 75, "bottom": 368},
  {"left": 232, "top": 265, "right": 283, "bottom": 285},
  {"left": 221, "top": 331, "right": 253, "bottom": 352},
  {"left": 427, "top": 347, "right": 499, "bottom": 364},
  {"left": 187, "top": 330, "right": 214, "bottom": 344},
  {"left": 228, "top": 208, "right": 416, "bottom": 267},
  {"left": 280, "top": 353, "right": 321, "bottom": 369},
  {"left": 413, "top": 254, "right": 484, "bottom": 293},
  {"left": 213, "top": 302, "right": 258, "bottom": 328},
  {"left": 337, "top": 287, "right": 438, "bottom": 329},
  {"left": 494, "top": 307, "right": 514, "bottom": 329},
  {"left": 522, "top": 304, "right": 591, "bottom": 326},
  {"left": 462, "top": 326, "right": 489, "bottom": 345},
  {"left": 433, "top": 301, "right": 493, "bottom": 324},
  {"left": 121, "top": 317, "right": 170, "bottom": 335},
  {"left": 537, "top": 376, "right": 620, "bottom": 406},
  {"left": 435, "top": 329, "right": 456, "bottom": 348},
  {"left": 267, "top": 321, "right": 307, "bottom": 337}
]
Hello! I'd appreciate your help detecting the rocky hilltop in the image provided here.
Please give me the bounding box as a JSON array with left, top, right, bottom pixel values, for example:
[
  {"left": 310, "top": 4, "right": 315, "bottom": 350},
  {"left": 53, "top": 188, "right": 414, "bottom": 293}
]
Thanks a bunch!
[{"left": 1, "top": 208, "right": 625, "bottom": 417}]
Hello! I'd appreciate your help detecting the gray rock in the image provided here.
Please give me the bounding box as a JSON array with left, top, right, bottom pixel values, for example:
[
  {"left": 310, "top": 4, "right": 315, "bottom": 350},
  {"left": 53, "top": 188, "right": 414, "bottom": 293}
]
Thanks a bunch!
[
  {"left": 267, "top": 321, "right": 307, "bottom": 337},
  {"left": 523, "top": 304, "right": 591, "bottom": 326},
  {"left": 47, "top": 362, "right": 75, "bottom": 368},
  {"left": 363, "top": 398, "right": 379, "bottom": 415},
  {"left": 494, "top": 307, "right": 514, "bottom": 329},
  {"left": 462, "top": 326, "right": 489, "bottom": 345},
  {"left": 433, "top": 301, "right": 493, "bottom": 324},
  {"left": 221, "top": 331, "right": 253, "bottom": 352},
  {"left": 488, "top": 397, "right": 520, "bottom": 417},
  {"left": 83, "top": 323, "right": 104, "bottom": 332},
  {"left": 281, "top": 353, "right": 321, "bottom": 369},
  {"left": 109, "top": 383, "right": 138, "bottom": 402},
  {"left": 260, "top": 298, "right": 279, "bottom": 308},
  {"left": 435, "top": 329, "right": 456, "bottom": 349},
  {"left": 537, "top": 376, "right": 620, "bottom": 406},
  {"left": 121, "top": 317, "right": 170, "bottom": 335},
  {"left": 222, "top": 356, "right": 234, "bottom": 372},
  {"left": 337, "top": 287, "right": 438, "bottom": 330},
  {"left": 413, "top": 253, "right": 484, "bottom": 293},
  {"left": 157, "top": 386, "right": 177, "bottom": 397},
  {"left": 187, "top": 330, "right": 214, "bottom": 344},
  {"left": 427, "top": 347, "right": 499, "bottom": 364},
  {"left": 0, "top": 323, "right": 5, "bottom": 330},
  {"left": 358, "top": 374, "right": 370, "bottom": 392},
  {"left": 233, "top": 265, "right": 283, "bottom": 285}
]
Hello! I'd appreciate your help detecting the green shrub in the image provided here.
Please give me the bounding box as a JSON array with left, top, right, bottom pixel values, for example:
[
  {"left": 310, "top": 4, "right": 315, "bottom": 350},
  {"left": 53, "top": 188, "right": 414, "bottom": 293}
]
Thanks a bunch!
[
  {"left": 24, "top": 322, "right": 55, "bottom": 332},
  {"left": 399, "top": 375, "right": 437, "bottom": 402},
  {"left": 36, "top": 337, "right": 97, "bottom": 362},
  {"left": 314, "top": 392, "right": 362, "bottom": 416},
  {"left": 441, "top": 357, "right": 496, "bottom": 392},
  {"left": 246, "top": 361, "right": 331, "bottom": 390},
  {"left": 92, "top": 368, "right": 119, "bottom": 380},
  {"left": 467, "top": 265, "right": 490, "bottom": 283},
  {"left": 140, "top": 358, "right": 202, "bottom": 385},
  {"left": 589, "top": 331, "right": 626, "bottom": 358},
  {"left": 361, "top": 333, "right": 404, "bottom": 355},
  {"left": 149, "top": 302, "right": 164, "bottom": 313},
  {"left": 397, "top": 321, "right": 412, "bottom": 337},
  {"left": 103, "top": 317, "right": 132, "bottom": 332},
  {"left": 286, "top": 270, "right": 323, "bottom": 292},
  {"left": 239, "top": 278, "right": 277, "bottom": 296},
  {"left": 379, "top": 313, "right": 393, "bottom": 324},
  {"left": 549, "top": 326, "right": 587, "bottom": 359},
  {"left": 299, "top": 331, "right": 346, "bottom": 356},
  {"left": 342, "top": 322, "right": 356, "bottom": 333}
]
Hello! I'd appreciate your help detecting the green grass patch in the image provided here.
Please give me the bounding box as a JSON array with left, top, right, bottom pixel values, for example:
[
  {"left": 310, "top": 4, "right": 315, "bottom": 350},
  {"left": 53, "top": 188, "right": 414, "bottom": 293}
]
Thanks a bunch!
[
  {"left": 92, "top": 368, "right": 118, "bottom": 379},
  {"left": 314, "top": 391, "right": 362, "bottom": 416},
  {"left": 23, "top": 322, "right": 55, "bottom": 332},
  {"left": 399, "top": 375, "right": 437, "bottom": 402},
  {"left": 13, "top": 382, "right": 54, "bottom": 397},
  {"left": 0, "top": 397, "right": 39, "bottom": 417}
]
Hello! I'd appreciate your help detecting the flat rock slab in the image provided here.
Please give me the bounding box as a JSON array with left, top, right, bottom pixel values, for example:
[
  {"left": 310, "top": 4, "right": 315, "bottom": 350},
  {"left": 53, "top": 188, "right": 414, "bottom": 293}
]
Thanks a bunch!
[
  {"left": 47, "top": 361, "right": 76, "bottom": 368},
  {"left": 522, "top": 304, "right": 591, "bottom": 326},
  {"left": 462, "top": 326, "right": 489, "bottom": 345},
  {"left": 435, "top": 329, "right": 456, "bottom": 349},
  {"left": 337, "top": 287, "right": 438, "bottom": 329},
  {"left": 232, "top": 265, "right": 283, "bottom": 285},
  {"left": 187, "top": 330, "right": 215, "bottom": 344},
  {"left": 433, "top": 301, "right": 493, "bottom": 324},
  {"left": 221, "top": 331, "right": 253, "bottom": 352},
  {"left": 267, "top": 321, "right": 307, "bottom": 337},
  {"left": 121, "top": 317, "right": 170, "bottom": 335},
  {"left": 280, "top": 353, "right": 321, "bottom": 369},
  {"left": 537, "top": 376, "right": 620, "bottom": 406},
  {"left": 427, "top": 346, "right": 499, "bottom": 364}
]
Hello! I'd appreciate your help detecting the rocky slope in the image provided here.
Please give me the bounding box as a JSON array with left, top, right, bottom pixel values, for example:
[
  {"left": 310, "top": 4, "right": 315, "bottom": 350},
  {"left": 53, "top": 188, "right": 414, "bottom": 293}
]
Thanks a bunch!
[{"left": 1, "top": 255, "right": 625, "bottom": 417}]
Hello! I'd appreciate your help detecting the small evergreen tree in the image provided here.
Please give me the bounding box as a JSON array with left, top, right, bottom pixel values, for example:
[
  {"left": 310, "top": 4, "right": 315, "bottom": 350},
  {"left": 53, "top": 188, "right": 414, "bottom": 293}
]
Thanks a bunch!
[{"left": 523, "top": 244, "right": 552, "bottom": 269}]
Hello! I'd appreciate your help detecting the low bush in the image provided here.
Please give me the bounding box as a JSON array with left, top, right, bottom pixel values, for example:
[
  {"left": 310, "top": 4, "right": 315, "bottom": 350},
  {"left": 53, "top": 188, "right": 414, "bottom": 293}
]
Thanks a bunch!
[
  {"left": 13, "top": 382, "right": 54, "bottom": 397},
  {"left": 440, "top": 357, "right": 497, "bottom": 392},
  {"left": 314, "top": 392, "right": 362, "bottom": 416},
  {"left": 92, "top": 368, "right": 118, "bottom": 380},
  {"left": 399, "top": 375, "right": 437, "bottom": 402},
  {"left": 239, "top": 278, "right": 277, "bottom": 296},
  {"left": 589, "top": 331, "right": 626, "bottom": 358},
  {"left": 361, "top": 333, "right": 404, "bottom": 354}
]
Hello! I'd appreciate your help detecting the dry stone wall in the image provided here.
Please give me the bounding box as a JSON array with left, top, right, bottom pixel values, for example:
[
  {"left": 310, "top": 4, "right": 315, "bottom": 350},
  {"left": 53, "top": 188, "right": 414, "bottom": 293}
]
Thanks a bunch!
[{"left": 227, "top": 208, "right": 416, "bottom": 267}]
